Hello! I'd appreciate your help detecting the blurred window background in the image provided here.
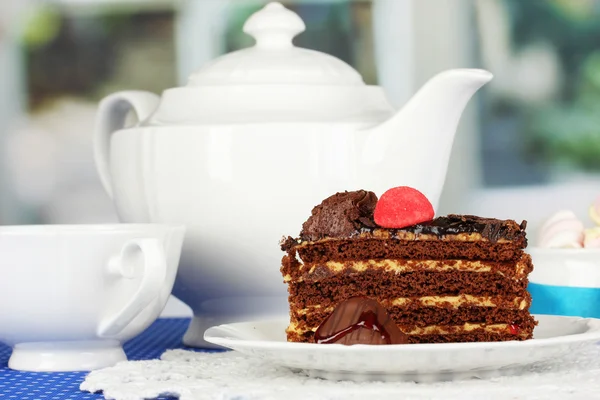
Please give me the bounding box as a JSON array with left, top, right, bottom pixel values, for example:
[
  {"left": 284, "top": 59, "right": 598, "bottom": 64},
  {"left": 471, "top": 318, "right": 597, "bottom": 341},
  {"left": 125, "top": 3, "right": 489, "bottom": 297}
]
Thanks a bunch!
[{"left": 1, "top": 0, "right": 599, "bottom": 238}]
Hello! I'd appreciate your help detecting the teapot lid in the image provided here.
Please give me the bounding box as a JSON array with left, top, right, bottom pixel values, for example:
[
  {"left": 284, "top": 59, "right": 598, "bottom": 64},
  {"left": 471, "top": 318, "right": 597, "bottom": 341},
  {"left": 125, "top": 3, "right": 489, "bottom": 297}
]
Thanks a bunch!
[
  {"left": 146, "top": 2, "right": 394, "bottom": 125},
  {"left": 187, "top": 2, "right": 364, "bottom": 87}
]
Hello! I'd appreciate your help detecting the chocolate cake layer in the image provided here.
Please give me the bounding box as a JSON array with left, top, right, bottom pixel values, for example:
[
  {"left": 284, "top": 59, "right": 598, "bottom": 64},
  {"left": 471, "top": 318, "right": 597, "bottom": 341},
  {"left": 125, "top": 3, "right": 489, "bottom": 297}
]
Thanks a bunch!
[
  {"left": 288, "top": 315, "right": 537, "bottom": 341},
  {"left": 294, "top": 294, "right": 530, "bottom": 312},
  {"left": 287, "top": 272, "right": 529, "bottom": 307},
  {"left": 288, "top": 328, "right": 534, "bottom": 344},
  {"left": 289, "top": 318, "right": 535, "bottom": 334},
  {"left": 289, "top": 238, "right": 525, "bottom": 264},
  {"left": 282, "top": 254, "right": 533, "bottom": 282},
  {"left": 292, "top": 305, "right": 533, "bottom": 329},
  {"left": 410, "top": 331, "right": 533, "bottom": 344}
]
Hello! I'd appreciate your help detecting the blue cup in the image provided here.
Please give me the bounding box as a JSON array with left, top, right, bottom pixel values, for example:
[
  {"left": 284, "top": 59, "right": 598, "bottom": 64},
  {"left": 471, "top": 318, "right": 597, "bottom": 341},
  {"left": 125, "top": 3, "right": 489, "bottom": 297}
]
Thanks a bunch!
[
  {"left": 528, "top": 248, "right": 600, "bottom": 318},
  {"left": 529, "top": 283, "right": 600, "bottom": 318}
]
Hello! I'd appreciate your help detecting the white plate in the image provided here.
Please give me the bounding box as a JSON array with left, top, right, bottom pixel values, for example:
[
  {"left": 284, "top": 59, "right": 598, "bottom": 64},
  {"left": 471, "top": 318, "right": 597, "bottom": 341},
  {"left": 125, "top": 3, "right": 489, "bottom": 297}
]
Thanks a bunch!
[{"left": 204, "top": 315, "right": 600, "bottom": 382}]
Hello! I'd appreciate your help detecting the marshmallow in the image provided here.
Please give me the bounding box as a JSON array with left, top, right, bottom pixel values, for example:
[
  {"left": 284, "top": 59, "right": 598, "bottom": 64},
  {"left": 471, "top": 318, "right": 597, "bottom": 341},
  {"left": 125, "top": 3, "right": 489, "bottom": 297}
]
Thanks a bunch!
[
  {"left": 584, "top": 227, "right": 600, "bottom": 248},
  {"left": 589, "top": 196, "right": 600, "bottom": 226},
  {"left": 538, "top": 210, "right": 584, "bottom": 248}
]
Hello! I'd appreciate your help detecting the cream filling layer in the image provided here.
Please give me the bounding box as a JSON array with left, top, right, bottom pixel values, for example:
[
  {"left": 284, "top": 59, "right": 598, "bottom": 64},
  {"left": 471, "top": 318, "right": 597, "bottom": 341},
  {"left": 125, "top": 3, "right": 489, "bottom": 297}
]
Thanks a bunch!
[
  {"left": 283, "top": 258, "right": 529, "bottom": 283},
  {"left": 286, "top": 321, "right": 522, "bottom": 336},
  {"left": 291, "top": 295, "right": 529, "bottom": 316}
]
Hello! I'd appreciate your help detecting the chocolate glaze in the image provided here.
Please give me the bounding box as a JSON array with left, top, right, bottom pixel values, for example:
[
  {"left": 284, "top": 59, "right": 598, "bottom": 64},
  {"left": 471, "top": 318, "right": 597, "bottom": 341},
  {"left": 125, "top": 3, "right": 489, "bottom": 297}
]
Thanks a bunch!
[
  {"left": 404, "top": 214, "right": 527, "bottom": 243},
  {"left": 314, "top": 297, "right": 408, "bottom": 345}
]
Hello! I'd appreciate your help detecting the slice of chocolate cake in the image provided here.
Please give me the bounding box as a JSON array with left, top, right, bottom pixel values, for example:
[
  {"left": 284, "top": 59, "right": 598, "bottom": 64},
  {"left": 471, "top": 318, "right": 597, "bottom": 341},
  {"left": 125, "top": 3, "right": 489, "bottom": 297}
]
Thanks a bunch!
[{"left": 280, "top": 189, "right": 536, "bottom": 344}]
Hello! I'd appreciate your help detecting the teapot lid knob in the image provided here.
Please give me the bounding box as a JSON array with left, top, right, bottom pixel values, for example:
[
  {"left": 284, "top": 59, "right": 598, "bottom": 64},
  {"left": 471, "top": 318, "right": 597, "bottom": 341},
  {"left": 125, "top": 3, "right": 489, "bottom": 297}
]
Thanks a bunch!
[
  {"left": 184, "top": 0, "right": 364, "bottom": 87},
  {"left": 243, "top": 2, "right": 305, "bottom": 50}
]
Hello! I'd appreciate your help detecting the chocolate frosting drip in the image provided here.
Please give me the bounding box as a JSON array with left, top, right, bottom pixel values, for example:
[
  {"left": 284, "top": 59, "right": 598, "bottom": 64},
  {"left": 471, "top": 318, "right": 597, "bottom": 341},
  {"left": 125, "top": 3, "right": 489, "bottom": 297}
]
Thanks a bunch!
[
  {"left": 405, "top": 214, "right": 527, "bottom": 243},
  {"left": 299, "top": 190, "right": 378, "bottom": 241},
  {"left": 314, "top": 297, "right": 408, "bottom": 345}
]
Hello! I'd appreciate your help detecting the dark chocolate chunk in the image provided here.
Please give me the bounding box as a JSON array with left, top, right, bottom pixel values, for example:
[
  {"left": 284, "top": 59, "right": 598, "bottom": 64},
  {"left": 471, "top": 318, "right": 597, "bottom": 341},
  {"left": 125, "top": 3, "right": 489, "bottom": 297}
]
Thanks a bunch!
[
  {"left": 299, "top": 190, "right": 378, "bottom": 241},
  {"left": 314, "top": 297, "right": 408, "bottom": 345}
]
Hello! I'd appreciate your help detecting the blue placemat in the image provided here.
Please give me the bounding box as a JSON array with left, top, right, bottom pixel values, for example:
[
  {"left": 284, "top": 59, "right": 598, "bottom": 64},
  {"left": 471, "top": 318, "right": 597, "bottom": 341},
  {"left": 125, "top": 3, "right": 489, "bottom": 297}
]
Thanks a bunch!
[{"left": 0, "top": 318, "right": 217, "bottom": 400}]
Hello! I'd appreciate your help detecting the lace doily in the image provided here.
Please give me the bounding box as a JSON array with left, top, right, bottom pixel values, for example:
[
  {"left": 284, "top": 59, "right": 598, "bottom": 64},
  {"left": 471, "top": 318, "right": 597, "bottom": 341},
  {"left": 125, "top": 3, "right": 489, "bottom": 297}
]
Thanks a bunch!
[{"left": 81, "top": 346, "right": 600, "bottom": 400}]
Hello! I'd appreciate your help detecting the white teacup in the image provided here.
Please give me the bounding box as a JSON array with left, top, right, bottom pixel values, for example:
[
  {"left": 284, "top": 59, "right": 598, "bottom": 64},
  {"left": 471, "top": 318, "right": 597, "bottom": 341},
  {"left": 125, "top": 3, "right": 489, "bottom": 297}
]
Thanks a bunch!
[{"left": 0, "top": 224, "right": 185, "bottom": 372}]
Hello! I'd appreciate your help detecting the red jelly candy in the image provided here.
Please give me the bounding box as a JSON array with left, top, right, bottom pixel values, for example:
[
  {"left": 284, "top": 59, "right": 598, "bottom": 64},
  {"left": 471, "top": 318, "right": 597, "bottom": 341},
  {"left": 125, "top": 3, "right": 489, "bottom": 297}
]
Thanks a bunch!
[{"left": 373, "top": 186, "right": 434, "bottom": 229}]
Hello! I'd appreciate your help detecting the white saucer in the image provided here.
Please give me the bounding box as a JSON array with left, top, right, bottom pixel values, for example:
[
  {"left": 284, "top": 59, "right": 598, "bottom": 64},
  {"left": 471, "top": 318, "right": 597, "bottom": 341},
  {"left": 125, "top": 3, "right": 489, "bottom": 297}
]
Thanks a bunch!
[{"left": 204, "top": 315, "right": 600, "bottom": 382}]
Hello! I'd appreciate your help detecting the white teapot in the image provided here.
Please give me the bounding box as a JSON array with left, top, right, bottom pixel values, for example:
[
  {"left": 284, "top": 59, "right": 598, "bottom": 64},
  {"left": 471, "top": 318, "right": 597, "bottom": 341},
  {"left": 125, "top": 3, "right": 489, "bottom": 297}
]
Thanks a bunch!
[{"left": 94, "top": 2, "right": 492, "bottom": 347}]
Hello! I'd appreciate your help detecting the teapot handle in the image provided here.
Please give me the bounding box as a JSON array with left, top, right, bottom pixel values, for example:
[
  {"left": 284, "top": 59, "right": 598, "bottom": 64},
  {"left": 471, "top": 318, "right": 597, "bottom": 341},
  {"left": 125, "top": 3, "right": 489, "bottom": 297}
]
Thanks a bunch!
[{"left": 94, "top": 91, "right": 160, "bottom": 199}]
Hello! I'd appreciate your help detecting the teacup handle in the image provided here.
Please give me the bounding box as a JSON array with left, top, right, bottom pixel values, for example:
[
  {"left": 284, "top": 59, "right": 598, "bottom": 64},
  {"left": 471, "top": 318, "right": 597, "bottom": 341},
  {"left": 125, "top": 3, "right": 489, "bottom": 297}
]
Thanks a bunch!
[
  {"left": 94, "top": 90, "right": 160, "bottom": 199},
  {"left": 97, "top": 238, "right": 167, "bottom": 338}
]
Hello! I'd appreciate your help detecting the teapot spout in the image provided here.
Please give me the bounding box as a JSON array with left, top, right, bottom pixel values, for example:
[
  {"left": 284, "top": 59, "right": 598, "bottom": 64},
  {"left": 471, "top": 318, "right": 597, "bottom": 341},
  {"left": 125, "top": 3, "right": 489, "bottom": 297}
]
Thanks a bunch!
[{"left": 362, "top": 69, "right": 493, "bottom": 211}]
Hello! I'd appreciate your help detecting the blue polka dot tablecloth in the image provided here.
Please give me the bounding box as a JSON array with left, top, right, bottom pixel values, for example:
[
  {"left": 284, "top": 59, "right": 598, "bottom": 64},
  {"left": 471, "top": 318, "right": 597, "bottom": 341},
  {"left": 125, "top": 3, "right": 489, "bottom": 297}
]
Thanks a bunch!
[{"left": 0, "top": 318, "right": 214, "bottom": 400}]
